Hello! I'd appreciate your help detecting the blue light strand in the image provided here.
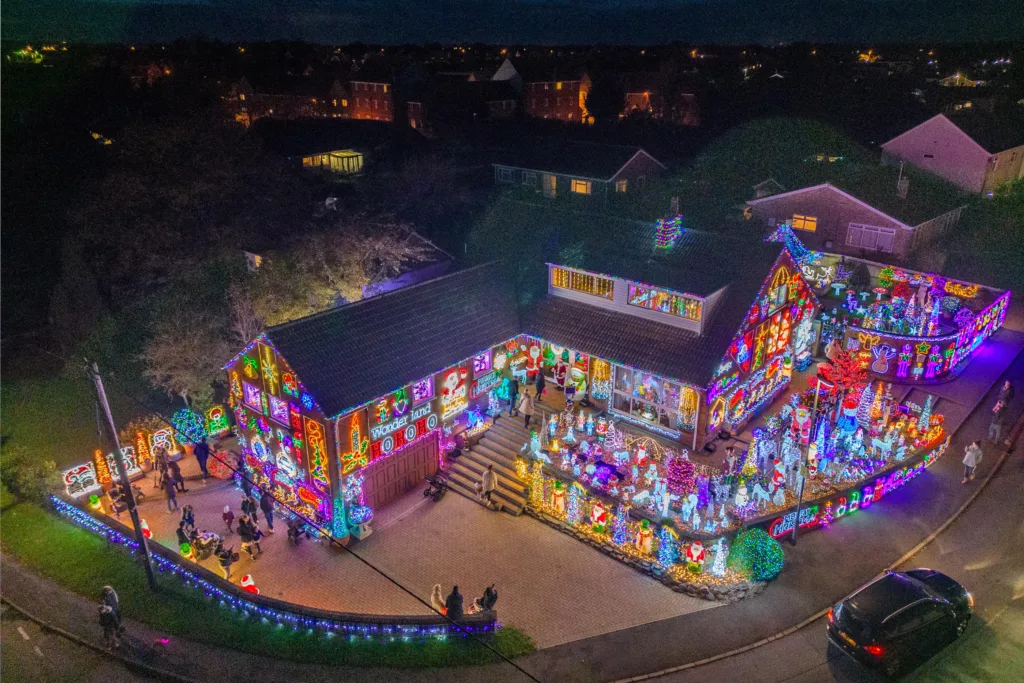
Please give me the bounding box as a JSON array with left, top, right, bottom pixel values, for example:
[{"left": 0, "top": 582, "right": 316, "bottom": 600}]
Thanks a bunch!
[{"left": 49, "top": 497, "right": 495, "bottom": 642}]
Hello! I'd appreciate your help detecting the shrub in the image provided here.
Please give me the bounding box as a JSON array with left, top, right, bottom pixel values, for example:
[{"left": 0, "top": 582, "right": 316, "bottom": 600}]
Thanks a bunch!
[
  {"left": 941, "top": 296, "right": 961, "bottom": 314},
  {"left": 727, "top": 528, "right": 785, "bottom": 581},
  {"left": 0, "top": 443, "right": 62, "bottom": 503}
]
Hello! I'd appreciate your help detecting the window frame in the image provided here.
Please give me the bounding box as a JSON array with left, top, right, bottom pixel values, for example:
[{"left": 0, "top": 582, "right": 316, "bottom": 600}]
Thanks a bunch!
[
  {"left": 550, "top": 266, "right": 614, "bottom": 300},
  {"left": 497, "top": 167, "right": 514, "bottom": 183},
  {"left": 615, "top": 178, "right": 628, "bottom": 193},
  {"left": 847, "top": 223, "right": 896, "bottom": 253},
  {"left": 792, "top": 214, "right": 818, "bottom": 232},
  {"left": 571, "top": 178, "right": 592, "bottom": 195},
  {"left": 627, "top": 283, "right": 702, "bottom": 321}
]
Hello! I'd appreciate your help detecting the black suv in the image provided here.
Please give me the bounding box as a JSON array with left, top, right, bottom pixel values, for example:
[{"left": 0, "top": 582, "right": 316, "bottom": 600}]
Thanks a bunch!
[{"left": 827, "top": 569, "right": 973, "bottom": 677}]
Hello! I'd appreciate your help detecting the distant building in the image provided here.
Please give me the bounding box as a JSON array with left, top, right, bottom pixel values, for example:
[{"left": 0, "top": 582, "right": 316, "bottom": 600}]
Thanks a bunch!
[
  {"left": 939, "top": 72, "right": 986, "bottom": 87},
  {"left": 881, "top": 113, "right": 1024, "bottom": 194},
  {"left": 492, "top": 140, "right": 665, "bottom": 200},
  {"left": 517, "top": 64, "right": 591, "bottom": 123},
  {"left": 746, "top": 182, "right": 966, "bottom": 261},
  {"left": 348, "top": 80, "right": 393, "bottom": 122}
]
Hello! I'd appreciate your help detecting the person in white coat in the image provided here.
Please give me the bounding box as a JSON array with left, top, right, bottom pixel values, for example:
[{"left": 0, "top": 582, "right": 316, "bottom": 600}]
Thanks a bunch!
[
  {"left": 962, "top": 440, "right": 983, "bottom": 484},
  {"left": 481, "top": 464, "right": 499, "bottom": 509}
]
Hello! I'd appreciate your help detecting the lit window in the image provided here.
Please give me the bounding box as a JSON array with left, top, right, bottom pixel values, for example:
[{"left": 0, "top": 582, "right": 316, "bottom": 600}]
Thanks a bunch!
[
  {"left": 239, "top": 93, "right": 246, "bottom": 101},
  {"left": 551, "top": 267, "right": 614, "bottom": 299},
  {"left": 383, "top": 85, "right": 388, "bottom": 93},
  {"left": 341, "top": 99, "right": 348, "bottom": 107},
  {"left": 792, "top": 215, "right": 817, "bottom": 232},
  {"left": 571, "top": 179, "right": 592, "bottom": 195},
  {"left": 615, "top": 179, "right": 628, "bottom": 193},
  {"left": 556, "top": 82, "right": 563, "bottom": 90},
  {"left": 332, "top": 99, "right": 337, "bottom": 106},
  {"left": 628, "top": 284, "right": 701, "bottom": 321}
]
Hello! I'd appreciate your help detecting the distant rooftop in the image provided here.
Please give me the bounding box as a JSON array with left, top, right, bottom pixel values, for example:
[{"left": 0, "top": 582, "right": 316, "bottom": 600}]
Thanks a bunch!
[{"left": 491, "top": 139, "right": 663, "bottom": 180}]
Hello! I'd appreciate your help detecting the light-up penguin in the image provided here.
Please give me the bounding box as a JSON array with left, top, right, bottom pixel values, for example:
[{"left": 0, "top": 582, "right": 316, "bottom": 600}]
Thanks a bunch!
[
  {"left": 548, "top": 414, "right": 558, "bottom": 438},
  {"left": 585, "top": 414, "right": 595, "bottom": 436}
]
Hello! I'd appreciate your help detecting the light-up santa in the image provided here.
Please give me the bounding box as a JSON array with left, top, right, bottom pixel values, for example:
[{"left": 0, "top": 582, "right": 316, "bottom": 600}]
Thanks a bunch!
[{"left": 685, "top": 540, "right": 706, "bottom": 573}]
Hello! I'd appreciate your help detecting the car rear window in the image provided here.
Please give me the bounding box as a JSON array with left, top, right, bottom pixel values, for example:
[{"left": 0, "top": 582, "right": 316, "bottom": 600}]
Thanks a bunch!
[{"left": 836, "top": 603, "right": 873, "bottom": 641}]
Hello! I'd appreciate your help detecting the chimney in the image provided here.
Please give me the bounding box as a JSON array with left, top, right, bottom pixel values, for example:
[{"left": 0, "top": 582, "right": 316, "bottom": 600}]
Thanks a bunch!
[
  {"left": 670, "top": 196, "right": 680, "bottom": 214},
  {"left": 897, "top": 176, "right": 909, "bottom": 200}
]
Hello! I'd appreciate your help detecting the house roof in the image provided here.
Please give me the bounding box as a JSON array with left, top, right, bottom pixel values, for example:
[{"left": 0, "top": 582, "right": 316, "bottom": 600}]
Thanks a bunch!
[
  {"left": 946, "top": 111, "right": 1024, "bottom": 154},
  {"left": 254, "top": 118, "right": 425, "bottom": 158},
  {"left": 265, "top": 264, "right": 520, "bottom": 418},
  {"left": 524, "top": 241, "right": 787, "bottom": 388},
  {"left": 491, "top": 139, "right": 664, "bottom": 181},
  {"left": 514, "top": 61, "right": 587, "bottom": 83}
]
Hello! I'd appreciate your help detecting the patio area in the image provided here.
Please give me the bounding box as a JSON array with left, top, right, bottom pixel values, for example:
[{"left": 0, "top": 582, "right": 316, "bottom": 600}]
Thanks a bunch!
[{"left": 125, "top": 465, "right": 718, "bottom": 648}]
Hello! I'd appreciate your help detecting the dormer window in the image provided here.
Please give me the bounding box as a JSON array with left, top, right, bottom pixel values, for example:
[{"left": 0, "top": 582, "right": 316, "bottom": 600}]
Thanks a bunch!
[
  {"left": 628, "top": 284, "right": 702, "bottom": 321},
  {"left": 551, "top": 267, "right": 614, "bottom": 299}
]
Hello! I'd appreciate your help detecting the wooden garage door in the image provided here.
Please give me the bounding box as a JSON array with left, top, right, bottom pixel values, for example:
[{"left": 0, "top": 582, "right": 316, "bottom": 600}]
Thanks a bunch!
[{"left": 362, "top": 434, "right": 439, "bottom": 510}]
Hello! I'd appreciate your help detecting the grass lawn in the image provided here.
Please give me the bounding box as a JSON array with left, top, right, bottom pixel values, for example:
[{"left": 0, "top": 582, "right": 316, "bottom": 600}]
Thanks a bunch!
[
  {"left": 0, "top": 487, "right": 534, "bottom": 667},
  {"left": 1, "top": 373, "right": 110, "bottom": 470}
]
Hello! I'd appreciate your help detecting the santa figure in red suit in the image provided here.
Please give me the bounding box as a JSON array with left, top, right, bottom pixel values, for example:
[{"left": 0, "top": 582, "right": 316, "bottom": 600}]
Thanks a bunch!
[
  {"left": 240, "top": 574, "right": 260, "bottom": 595},
  {"left": 771, "top": 458, "right": 786, "bottom": 492},
  {"left": 685, "top": 540, "right": 706, "bottom": 573},
  {"left": 524, "top": 344, "right": 542, "bottom": 380}
]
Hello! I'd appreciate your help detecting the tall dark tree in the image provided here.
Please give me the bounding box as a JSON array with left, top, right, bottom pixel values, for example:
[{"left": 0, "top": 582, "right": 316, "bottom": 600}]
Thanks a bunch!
[{"left": 584, "top": 75, "right": 625, "bottom": 125}]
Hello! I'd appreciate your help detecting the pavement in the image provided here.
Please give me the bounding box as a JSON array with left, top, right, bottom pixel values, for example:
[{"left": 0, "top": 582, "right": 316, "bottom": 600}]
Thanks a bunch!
[{"left": 3, "top": 329, "right": 1023, "bottom": 682}]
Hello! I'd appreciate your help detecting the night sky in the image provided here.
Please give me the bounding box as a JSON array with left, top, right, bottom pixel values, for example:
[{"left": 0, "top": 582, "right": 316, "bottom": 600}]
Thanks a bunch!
[{"left": 3, "top": 0, "right": 1023, "bottom": 44}]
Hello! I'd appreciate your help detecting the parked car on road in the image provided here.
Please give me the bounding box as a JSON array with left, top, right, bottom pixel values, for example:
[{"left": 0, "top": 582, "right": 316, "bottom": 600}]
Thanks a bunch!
[{"left": 827, "top": 568, "right": 973, "bottom": 677}]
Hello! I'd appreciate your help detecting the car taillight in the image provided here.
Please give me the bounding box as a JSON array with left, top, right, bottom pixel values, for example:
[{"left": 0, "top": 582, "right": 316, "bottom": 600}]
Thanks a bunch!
[
  {"left": 865, "top": 644, "right": 885, "bottom": 656},
  {"left": 827, "top": 608, "right": 834, "bottom": 623}
]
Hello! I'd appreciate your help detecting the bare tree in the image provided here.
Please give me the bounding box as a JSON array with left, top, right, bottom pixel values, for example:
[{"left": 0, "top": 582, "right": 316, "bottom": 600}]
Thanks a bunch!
[
  {"left": 142, "top": 304, "right": 232, "bottom": 410},
  {"left": 228, "top": 283, "right": 264, "bottom": 346}
]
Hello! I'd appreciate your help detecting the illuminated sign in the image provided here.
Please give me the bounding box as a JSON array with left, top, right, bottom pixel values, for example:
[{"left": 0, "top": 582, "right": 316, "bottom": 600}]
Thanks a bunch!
[
  {"left": 439, "top": 365, "right": 469, "bottom": 419},
  {"left": 471, "top": 370, "right": 501, "bottom": 398},
  {"left": 370, "top": 399, "right": 440, "bottom": 459}
]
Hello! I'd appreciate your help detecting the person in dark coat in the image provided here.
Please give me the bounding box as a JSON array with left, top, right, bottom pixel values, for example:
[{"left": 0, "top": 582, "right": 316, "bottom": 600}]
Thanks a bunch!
[
  {"left": 998, "top": 380, "right": 1015, "bottom": 406},
  {"left": 989, "top": 400, "right": 1009, "bottom": 443},
  {"left": 237, "top": 515, "right": 259, "bottom": 559},
  {"left": 180, "top": 505, "right": 195, "bottom": 532},
  {"left": 535, "top": 372, "right": 546, "bottom": 399},
  {"left": 176, "top": 522, "right": 191, "bottom": 550},
  {"left": 99, "top": 605, "right": 120, "bottom": 649},
  {"left": 508, "top": 378, "right": 520, "bottom": 417},
  {"left": 167, "top": 459, "right": 187, "bottom": 493},
  {"left": 215, "top": 543, "right": 235, "bottom": 580},
  {"left": 241, "top": 494, "right": 259, "bottom": 524},
  {"left": 445, "top": 586, "right": 464, "bottom": 622},
  {"left": 164, "top": 476, "right": 179, "bottom": 512},
  {"left": 193, "top": 438, "right": 211, "bottom": 479},
  {"left": 101, "top": 586, "right": 121, "bottom": 624},
  {"left": 259, "top": 490, "right": 276, "bottom": 532}
]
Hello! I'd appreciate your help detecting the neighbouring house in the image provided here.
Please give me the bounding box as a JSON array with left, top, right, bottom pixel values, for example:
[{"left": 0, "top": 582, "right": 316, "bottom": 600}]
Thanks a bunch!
[
  {"left": 490, "top": 57, "right": 523, "bottom": 93},
  {"left": 880, "top": 112, "right": 1024, "bottom": 194},
  {"left": 408, "top": 79, "right": 520, "bottom": 133},
  {"left": 746, "top": 181, "right": 967, "bottom": 261},
  {"left": 492, "top": 140, "right": 666, "bottom": 199},
  {"left": 348, "top": 80, "right": 393, "bottom": 122},
  {"left": 518, "top": 64, "right": 591, "bottom": 123},
  {"left": 254, "top": 118, "right": 426, "bottom": 175},
  {"left": 228, "top": 74, "right": 347, "bottom": 127},
  {"left": 752, "top": 178, "right": 785, "bottom": 199}
]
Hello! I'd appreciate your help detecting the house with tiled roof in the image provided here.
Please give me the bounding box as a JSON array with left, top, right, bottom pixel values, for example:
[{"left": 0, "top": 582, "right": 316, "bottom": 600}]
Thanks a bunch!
[
  {"left": 880, "top": 112, "right": 1024, "bottom": 194},
  {"left": 492, "top": 139, "right": 666, "bottom": 200},
  {"left": 223, "top": 219, "right": 818, "bottom": 539}
]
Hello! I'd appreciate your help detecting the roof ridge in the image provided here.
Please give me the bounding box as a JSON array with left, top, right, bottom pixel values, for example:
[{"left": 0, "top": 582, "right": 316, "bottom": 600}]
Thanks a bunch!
[{"left": 267, "top": 262, "right": 499, "bottom": 334}]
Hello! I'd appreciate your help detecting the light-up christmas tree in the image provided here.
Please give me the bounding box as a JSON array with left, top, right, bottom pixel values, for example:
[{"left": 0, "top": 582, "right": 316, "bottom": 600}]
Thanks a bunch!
[
  {"left": 917, "top": 395, "right": 934, "bottom": 434},
  {"left": 869, "top": 381, "right": 885, "bottom": 421},
  {"left": 567, "top": 483, "right": 582, "bottom": 526},
  {"left": 486, "top": 390, "right": 501, "bottom": 417},
  {"left": 666, "top": 454, "right": 696, "bottom": 498},
  {"left": 740, "top": 436, "right": 760, "bottom": 478},
  {"left": 710, "top": 537, "right": 728, "bottom": 577},
  {"left": 856, "top": 383, "right": 874, "bottom": 428},
  {"left": 613, "top": 505, "right": 630, "bottom": 546},
  {"left": 657, "top": 525, "right": 679, "bottom": 570},
  {"left": 655, "top": 216, "right": 683, "bottom": 249}
]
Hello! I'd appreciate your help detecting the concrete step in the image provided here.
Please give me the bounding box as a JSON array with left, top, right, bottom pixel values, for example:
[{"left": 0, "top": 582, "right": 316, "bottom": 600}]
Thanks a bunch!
[
  {"left": 471, "top": 442, "right": 521, "bottom": 470},
  {"left": 447, "top": 473, "right": 525, "bottom": 516},
  {"left": 450, "top": 454, "right": 526, "bottom": 493},
  {"left": 481, "top": 427, "right": 530, "bottom": 453}
]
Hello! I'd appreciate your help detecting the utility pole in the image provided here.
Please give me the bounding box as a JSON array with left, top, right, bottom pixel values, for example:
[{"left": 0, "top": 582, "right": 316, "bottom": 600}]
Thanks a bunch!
[
  {"left": 791, "top": 378, "right": 832, "bottom": 546},
  {"left": 88, "top": 362, "right": 157, "bottom": 591}
]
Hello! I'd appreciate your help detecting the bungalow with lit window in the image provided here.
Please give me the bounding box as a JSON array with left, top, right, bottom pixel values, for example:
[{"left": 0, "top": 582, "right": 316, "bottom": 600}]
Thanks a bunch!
[
  {"left": 492, "top": 140, "right": 666, "bottom": 200},
  {"left": 254, "top": 118, "right": 426, "bottom": 175},
  {"left": 880, "top": 112, "right": 1024, "bottom": 195},
  {"left": 745, "top": 177, "right": 968, "bottom": 261}
]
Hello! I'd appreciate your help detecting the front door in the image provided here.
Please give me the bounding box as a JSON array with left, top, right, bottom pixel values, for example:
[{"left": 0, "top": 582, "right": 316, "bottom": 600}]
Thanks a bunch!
[{"left": 543, "top": 173, "right": 557, "bottom": 198}]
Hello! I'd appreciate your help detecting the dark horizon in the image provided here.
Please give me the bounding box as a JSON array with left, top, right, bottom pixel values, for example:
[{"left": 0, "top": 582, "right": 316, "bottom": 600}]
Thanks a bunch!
[{"left": 4, "top": 0, "right": 1024, "bottom": 45}]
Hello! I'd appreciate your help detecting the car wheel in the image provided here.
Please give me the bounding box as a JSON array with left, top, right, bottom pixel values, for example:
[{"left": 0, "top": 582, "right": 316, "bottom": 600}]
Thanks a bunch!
[{"left": 956, "top": 615, "right": 970, "bottom": 637}]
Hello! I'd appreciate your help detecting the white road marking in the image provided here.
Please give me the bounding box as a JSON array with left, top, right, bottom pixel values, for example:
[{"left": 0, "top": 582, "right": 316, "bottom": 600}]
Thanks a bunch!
[
  {"left": 17, "top": 626, "right": 30, "bottom": 640},
  {"left": 33, "top": 645, "right": 44, "bottom": 657}
]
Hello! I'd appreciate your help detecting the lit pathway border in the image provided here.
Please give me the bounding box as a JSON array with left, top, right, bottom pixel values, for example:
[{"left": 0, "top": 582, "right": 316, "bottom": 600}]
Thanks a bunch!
[
  {"left": 50, "top": 497, "right": 497, "bottom": 642},
  {"left": 611, "top": 415, "right": 1023, "bottom": 683}
]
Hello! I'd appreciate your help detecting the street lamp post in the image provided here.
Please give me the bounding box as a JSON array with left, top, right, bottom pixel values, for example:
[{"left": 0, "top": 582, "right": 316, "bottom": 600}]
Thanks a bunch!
[
  {"left": 791, "top": 378, "right": 832, "bottom": 546},
  {"left": 88, "top": 362, "right": 158, "bottom": 590}
]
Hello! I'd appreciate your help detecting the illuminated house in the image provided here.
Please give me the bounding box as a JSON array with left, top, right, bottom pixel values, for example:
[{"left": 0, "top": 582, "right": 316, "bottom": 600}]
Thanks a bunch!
[
  {"left": 348, "top": 80, "right": 393, "bottom": 122},
  {"left": 519, "top": 64, "right": 591, "bottom": 122},
  {"left": 881, "top": 112, "right": 1024, "bottom": 194},
  {"left": 492, "top": 140, "right": 665, "bottom": 199},
  {"left": 226, "top": 209, "right": 826, "bottom": 531}
]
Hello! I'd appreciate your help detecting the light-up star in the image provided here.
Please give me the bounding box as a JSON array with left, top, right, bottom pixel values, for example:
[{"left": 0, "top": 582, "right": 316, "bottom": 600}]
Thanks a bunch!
[{"left": 916, "top": 341, "right": 932, "bottom": 355}]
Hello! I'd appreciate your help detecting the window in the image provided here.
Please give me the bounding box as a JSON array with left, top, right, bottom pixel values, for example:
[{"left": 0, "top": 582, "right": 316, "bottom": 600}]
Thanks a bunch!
[
  {"left": 523, "top": 171, "right": 537, "bottom": 186},
  {"left": 551, "top": 267, "right": 614, "bottom": 299},
  {"left": 628, "top": 284, "right": 702, "bottom": 321},
  {"left": 611, "top": 366, "right": 697, "bottom": 431},
  {"left": 498, "top": 167, "right": 514, "bottom": 182},
  {"left": 332, "top": 99, "right": 337, "bottom": 107},
  {"left": 383, "top": 85, "right": 388, "bottom": 93},
  {"left": 615, "top": 179, "right": 628, "bottom": 193},
  {"left": 792, "top": 214, "right": 817, "bottom": 232},
  {"left": 571, "top": 179, "right": 592, "bottom": 195},
  {"left": 239, "top": 93, "right": 246, "bottom": 101},
  {"left": 556, "top": 82, "right": 563, "bottom": 90},
  {"left": 848, "top": 223, "right": 896, "bottom": 253},
  {"left": 924, "top": 153, "right": 935, "bottom": 159}
]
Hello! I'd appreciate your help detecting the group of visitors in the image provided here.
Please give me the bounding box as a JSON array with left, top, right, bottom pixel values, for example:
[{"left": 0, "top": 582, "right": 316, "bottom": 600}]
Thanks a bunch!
[
  {"left": 429, "top": 583, "right": 498, "bottom": 621},
  {"left": 964, "top": 379, "right": 1015, "bottom": 485}
]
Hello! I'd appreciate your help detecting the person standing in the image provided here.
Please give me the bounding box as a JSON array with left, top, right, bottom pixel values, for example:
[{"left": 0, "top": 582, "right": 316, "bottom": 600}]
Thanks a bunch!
[
  {"left": 989, "top": 400, "right": 1008, "bottom": 443},
  {"left": 167, "top": 459, "right": 187, "bottom": 493},
  {"left": 193, "top": 437, "right": 211, "bottom": 480},
  {"left": 962, "top": 441, "right": 983, "bottom": 484},
  {"left": 164, "top": 475, "right": 179, "bottom": 513},
  {"left": 101, "top": 586, "right": 120, "bottom": 625},
  {"left": 535, "top": 371, "right": 545, "bottom": 400},
  {"left": 99, "top": 605, "right": 120, "bottom": 650},
  {"left": 999, "top": 380, "right": 1015, "bottom": 406},
  {"left": 519, "top": 391, "right": 535, "bottom": 429},
  {"left": 176, "top": 522, "right": 191, "bottom": 550},
  {"left": 508, "top": 378, "right": 520, "bottom": 417},
  {"left": 216, "top": 544, "right": 235, "bottom": 580},
  {"left": 480, "top": 464, "right": 499, "bottom": 510},
  {"left": 223, "top": 505, "right": 235, "bottom": 534},
  {"left": 445, "top": 586, "right": 464, "bottom": 622},
  {"left": 430, "top": 584, "right": 447, "bottom": 615},
  {"left": 259, "top": 489, "right": 276, "bottom": 532},
  {"left": 241, "top": 493, "right": 259, "bottom": 525},
  {"left": 237, "top": 515, "right": 259, "bottom": 559}
]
